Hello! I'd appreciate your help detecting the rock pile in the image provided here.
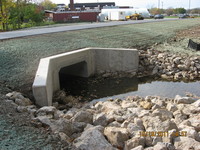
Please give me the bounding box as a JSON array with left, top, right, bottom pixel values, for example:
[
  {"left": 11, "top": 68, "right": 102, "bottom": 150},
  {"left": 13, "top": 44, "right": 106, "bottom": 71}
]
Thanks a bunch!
[
  {"left": 139, "top": 49, "right": 200, "bottom": 80},
  {"left": 5, "top": 92, "right": 200, "bottom": 150}
]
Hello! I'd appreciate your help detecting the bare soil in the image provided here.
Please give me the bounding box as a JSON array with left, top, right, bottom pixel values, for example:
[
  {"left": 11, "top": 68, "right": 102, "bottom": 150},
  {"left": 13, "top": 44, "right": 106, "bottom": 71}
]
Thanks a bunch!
[
  {"left": 176, "top": 25, "right": 200, "bottom": 38},
  {"left": 154, "top": 24, "right": 200, "bottom": 55}
]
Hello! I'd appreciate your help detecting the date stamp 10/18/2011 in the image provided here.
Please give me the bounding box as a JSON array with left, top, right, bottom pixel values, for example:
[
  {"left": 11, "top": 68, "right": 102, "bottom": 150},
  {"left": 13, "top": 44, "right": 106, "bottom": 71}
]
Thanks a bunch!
[{"left": 139, "top": 131, "right": 187, "bottom": 137}]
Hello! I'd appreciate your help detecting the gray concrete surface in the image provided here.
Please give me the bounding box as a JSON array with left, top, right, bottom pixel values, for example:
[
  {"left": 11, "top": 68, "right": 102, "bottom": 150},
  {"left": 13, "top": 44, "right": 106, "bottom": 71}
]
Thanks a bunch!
[
  {"left": 32, "top": 47, "right": 138, "bottom": 106},
  {"left": 0, "top": 19, "right": 177, "bottom": 40}
]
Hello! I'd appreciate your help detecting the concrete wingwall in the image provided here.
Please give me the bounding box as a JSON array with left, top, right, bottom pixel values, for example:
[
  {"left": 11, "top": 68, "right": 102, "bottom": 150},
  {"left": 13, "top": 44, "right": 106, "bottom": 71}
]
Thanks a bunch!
[
  {"left": 93, "top": 48, "right": 138, "bottom": 73},
  {"left": 32, "top": 47, "right": 138, "bottom": 106}
]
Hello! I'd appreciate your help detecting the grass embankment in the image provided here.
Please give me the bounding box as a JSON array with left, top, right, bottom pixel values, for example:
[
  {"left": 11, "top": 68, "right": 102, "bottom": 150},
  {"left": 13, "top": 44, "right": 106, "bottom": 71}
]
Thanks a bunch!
[
  {"left": 1, "top": 19, "right": 200, "bottom": 92},
  {"left": 0, "top": 21, "right": 56, "bottom": 32}
]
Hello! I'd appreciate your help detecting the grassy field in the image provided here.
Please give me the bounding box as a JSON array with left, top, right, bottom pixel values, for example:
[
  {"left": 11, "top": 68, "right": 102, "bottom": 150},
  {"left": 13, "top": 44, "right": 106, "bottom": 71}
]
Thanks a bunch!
[
  {"left": 165, "top": 16, "right": 179, "bottom": 18},
  {"left": 1, "top": 18, "right": 200, "bottom": 92}
]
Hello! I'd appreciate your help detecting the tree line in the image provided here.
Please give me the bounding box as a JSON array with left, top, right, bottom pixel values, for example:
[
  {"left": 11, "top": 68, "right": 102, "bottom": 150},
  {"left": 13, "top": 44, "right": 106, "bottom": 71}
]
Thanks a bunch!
[
  {"left": 0, "top": 0, "right": 56, "bottom": 31},
  {"left": 1, "top": 0, "right": 200, "bottom": 31},
  {"left": 149, "top": 7, "right": 200, "bottom": 16}
]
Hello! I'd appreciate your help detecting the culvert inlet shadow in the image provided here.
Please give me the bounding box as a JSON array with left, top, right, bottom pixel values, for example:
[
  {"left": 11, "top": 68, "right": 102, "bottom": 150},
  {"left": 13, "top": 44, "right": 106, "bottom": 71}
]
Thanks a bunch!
[{"left": 59, "top": 73, "right": 139, "bottom": 101}]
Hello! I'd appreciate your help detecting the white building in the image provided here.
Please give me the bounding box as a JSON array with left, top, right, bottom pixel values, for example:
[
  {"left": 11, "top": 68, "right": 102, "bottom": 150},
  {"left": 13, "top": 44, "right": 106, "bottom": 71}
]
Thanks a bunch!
[
  {"left": 57, "top": 4, "right": 66, "bottom": 12},
  {"left": 101, "top": 8, "right": 150, "bottom": 20}
]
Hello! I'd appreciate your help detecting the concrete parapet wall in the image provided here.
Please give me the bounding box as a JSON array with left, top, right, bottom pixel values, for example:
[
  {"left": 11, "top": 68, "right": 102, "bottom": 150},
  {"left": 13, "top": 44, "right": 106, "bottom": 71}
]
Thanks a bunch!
[{"left": 32, "top": 47, "right": 138, "bottom": 106}]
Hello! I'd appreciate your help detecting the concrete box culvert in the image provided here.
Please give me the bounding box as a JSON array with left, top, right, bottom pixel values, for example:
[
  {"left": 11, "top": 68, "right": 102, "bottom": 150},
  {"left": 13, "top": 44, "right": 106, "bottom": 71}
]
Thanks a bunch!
[{"left": 32, "top": 47, "right": 139, "bottom": 106}]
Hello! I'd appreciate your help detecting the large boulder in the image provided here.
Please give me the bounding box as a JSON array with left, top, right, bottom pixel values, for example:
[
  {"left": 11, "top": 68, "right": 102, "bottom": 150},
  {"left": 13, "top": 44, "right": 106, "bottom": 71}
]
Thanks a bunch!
[
  {"left": 173, "top": 110, "right": 188, "bottom": 124},
  {"left": 6, "top": 91, "right": 32, "bottom": 106},
  {"left": 144, "top": 147, "right": 154, "bottom": 150},
  {"left": 174, "top": 95, "right": 195, "bottom": 104},
  {"left": 151, "top": 98, "right": 166, "bottom": 107},
  {"left": 6, "top": 91, "right": 25, "bottom": 100},
  {"left": 36, "top": 106, "right": 57, "bottom": 119},
  {"left": 50, "top": 118, "right": 75, "bottom": 136},
  {"left": 15, "top": 98, "right": 32, "bottom": 106},
  {"left": 104, "top": 127, "right": 129, "bottom": 148},
  {"left": 71, "top": 110, "right": 93, "bottom": 124},
  {"left": 121, "top": 100, "right": 137, "bottom": 109},
  {"left": 180, "top": 127, "right": 200, "bottom": 141},
  {"left": 144, "top": 136, "right": 162, "bottom": 147},
  {"left": 93, "top": 112, "right": 109, "bottom": 126},
  {"left": 192, "top": 99, "right": 200, "bottom": 107},
  {"left": 124, "top": 137, "right": 145, "bottom": 150},
  {"left": 127, "top": 123, "right": 144, "bottom": 137},
  {"left": 36, "top": 116, "right": 53, "bottom": 127},
  {"left": 174, "top": 137, "right": 200, "bottom": 150},
  {"left": 142, "top": 116, "right": 178, "bottom": 131},
  {"left": 138, "top": 110, "right": 151, "bottom": 118},
  {"left": 63, "top": 108, "right": 79, "bottom": 119},
  {"left": 152, "top": 109, "right": 173, "bottom": 121},
  {"left": 131, "top": 145, "right": 144, "bottom": 150},
  {"left": 95, "top": 101, "right": 121, "bottom": 113},
  {"left": 127, "top": 107, "right": 143, "bottom": 118},
  {"left": 139, "top": 101, "right": 153, "bottom": 110},
  {"left": 166, "top": 103, "right": 178, "bottom": 112},
  {"left": 189, "top": 115, "right": 200, "bottom": 132},
  {"left": 176, "top": 104, "right": 199, "bottom": 115},
  {"left": 73, "top": 125, "right": 116, "bottom": 150},
  {"left": 153, "top": 142, "right": 168, "bottom": 150},
  {"left": 108, "top": 121, "right": 121, "bottom": 127},
  {"left": 153, "top": 142, "right": 175, "bottom": 150}
]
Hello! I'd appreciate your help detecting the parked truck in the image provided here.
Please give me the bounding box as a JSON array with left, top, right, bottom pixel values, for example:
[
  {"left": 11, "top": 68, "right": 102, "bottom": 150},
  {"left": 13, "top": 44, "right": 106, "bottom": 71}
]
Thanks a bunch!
[{"left": 125, "top": 13, "right": 144, "bottom": 20}]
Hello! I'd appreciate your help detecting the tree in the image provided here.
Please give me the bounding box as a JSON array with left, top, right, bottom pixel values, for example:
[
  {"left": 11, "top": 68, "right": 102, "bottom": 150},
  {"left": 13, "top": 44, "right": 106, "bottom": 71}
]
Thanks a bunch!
[
  {"left": 174, "top": 8, "right": 186, "bottom": 14},
  {"left": 165, "top": 8, "right": 174, "bottom": 16},
  {"left": 1, "top": 0, "right": 45, "bottom": 31},
  {"left": 39, "top": 0, "right": 56, "bottom": 10},
  {"left": 190, "top": 8, "right": 200, "bottom": 14},
  {"left": 149, "top": 8, "right": 164, "bottom": 15},
  {"left": 10, "top": 1, "right": 44, "bottom": 29},
  {"left": 0, "top": 0, "right": 15, "bottom": 31}
]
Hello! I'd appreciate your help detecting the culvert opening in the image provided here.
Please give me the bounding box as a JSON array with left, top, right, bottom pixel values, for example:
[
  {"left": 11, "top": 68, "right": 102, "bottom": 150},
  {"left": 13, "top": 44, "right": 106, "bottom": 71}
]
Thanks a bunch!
[{"left": 59, "top": 61, "right": 88, "bottom": 89}]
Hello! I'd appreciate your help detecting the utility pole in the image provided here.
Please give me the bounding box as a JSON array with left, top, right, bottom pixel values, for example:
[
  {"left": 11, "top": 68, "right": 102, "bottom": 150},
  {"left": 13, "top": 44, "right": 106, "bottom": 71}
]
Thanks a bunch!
[
  {"left": 189, "top": 0, "right": 191, "bottom": 13},
  {"left": 162, "top": 1, "right": 163, "bottom": 9},
  {"left": 158, "top": 0, "right": 160, "bottom": 9}
]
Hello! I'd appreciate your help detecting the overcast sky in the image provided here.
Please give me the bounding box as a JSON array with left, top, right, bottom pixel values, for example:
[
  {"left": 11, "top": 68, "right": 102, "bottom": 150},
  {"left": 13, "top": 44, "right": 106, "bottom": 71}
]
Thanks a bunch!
[{"left": 50, "top": 0, "right": 199, "bottom": 9}]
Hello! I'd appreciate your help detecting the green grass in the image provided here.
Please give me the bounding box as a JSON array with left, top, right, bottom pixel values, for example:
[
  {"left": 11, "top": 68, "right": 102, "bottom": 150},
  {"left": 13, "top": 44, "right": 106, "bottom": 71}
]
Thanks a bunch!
[
  {"left": 0, "top": 21, "right": 57, "bottom": 31},
  {"left": 164, "top": 16, "right": 179, "bottom": 18},
  {"left": 1, "top": 19, "right": 200, "bottom": 90}
]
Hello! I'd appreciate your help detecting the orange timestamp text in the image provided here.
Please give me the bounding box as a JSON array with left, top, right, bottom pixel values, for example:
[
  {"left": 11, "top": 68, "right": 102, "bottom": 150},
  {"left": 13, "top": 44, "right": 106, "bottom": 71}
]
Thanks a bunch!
[{"left": 139, "top": 131, "right": 187, "bottom": 137}]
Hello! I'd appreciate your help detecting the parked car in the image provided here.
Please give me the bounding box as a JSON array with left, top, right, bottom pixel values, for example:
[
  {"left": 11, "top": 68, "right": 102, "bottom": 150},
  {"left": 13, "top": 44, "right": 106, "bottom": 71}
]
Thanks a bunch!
[
  {"left": 150, "top": 14, "right": 154, "bottom": 18},
  {"left": 154, "top": 14, "right": 164, "bottom": 19},
  {"left": 178, "top": 14, "right": 190, "bottom": 19}
]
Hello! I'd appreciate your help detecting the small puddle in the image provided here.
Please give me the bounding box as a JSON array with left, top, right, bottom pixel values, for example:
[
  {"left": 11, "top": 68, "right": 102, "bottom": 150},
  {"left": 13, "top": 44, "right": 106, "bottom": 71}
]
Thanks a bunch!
[{"left": 60, "top": 75, "right": 200, "bottom": 102}]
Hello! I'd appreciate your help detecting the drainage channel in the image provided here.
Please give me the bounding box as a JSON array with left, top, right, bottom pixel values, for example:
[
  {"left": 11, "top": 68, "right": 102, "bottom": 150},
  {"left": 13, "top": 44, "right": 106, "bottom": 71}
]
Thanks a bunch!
[{"left": 59, "top": 75, "right": 200, "bottom": 102}]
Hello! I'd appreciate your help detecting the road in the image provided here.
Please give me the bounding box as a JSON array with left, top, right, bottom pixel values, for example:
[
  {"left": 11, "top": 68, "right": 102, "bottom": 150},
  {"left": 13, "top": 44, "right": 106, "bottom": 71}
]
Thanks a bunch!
[{"left": 0, "top": 18, "right": 177, "bottom": 40}]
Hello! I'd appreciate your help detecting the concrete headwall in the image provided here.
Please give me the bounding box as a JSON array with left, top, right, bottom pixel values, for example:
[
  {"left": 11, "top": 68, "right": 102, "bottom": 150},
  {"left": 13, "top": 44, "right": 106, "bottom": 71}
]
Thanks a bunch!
[{"left": 32, "top": 47, "right": 138, "bottom": 106}]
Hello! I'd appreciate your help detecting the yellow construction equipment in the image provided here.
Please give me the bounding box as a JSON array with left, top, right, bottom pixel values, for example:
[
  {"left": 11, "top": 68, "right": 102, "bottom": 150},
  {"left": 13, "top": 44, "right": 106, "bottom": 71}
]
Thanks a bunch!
[{"left": 125, "top": 13, "right": 144, "bottom": 20}]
